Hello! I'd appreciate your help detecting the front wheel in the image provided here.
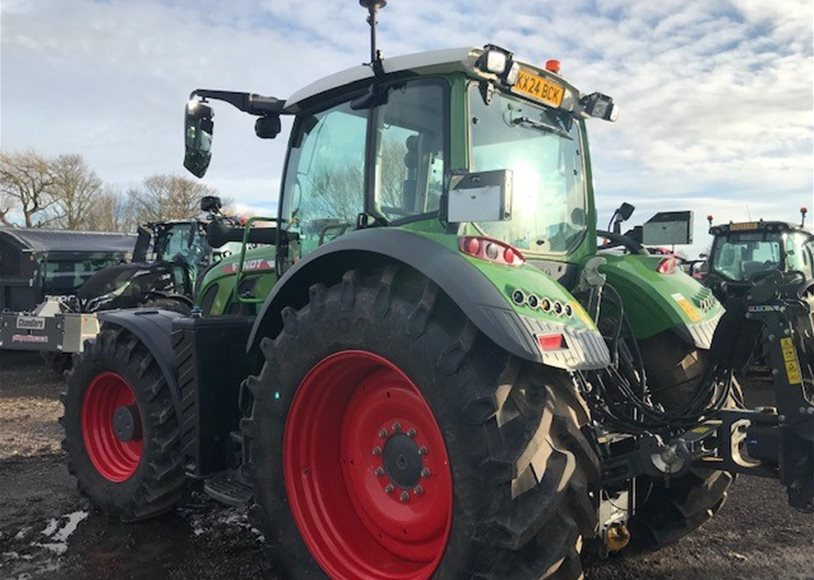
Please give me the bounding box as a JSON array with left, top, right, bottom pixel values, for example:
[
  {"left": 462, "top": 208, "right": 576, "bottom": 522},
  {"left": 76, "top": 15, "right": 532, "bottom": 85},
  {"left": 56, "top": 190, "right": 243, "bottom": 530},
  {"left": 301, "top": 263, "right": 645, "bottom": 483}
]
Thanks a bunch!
[
  {"left": 242, "top": 267, "right": 599, "bottom": 579},
  {"left": 61, "top": 325, "right": 187, "bottom": 521}
]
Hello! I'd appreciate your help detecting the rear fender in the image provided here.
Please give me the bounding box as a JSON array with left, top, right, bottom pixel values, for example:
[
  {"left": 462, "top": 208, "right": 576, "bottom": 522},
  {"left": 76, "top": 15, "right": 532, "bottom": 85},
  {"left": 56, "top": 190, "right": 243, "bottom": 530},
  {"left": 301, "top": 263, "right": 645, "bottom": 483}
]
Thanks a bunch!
[
  {"left": 247, "top": 228, "right": 610, "bottom": 371},
  {"left": 599, "top": 254, "right": 723, "bottom": 349},
  {"left": 96, "top": 309, "right": 182, "bottom": 405}
]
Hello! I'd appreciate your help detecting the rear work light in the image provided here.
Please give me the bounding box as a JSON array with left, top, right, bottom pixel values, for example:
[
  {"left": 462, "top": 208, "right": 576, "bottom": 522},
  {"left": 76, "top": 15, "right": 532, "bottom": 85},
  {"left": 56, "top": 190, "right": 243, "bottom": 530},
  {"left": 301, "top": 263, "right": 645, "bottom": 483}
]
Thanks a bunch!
[
  {"left": 459, "top": 236, "right": 525, "bottom": 267},
  {"left": 537, "top": 333, "right": 567, "bottom": 351},
  {"left": 657, "top": 256, "right": 677, "bottom": 274}
]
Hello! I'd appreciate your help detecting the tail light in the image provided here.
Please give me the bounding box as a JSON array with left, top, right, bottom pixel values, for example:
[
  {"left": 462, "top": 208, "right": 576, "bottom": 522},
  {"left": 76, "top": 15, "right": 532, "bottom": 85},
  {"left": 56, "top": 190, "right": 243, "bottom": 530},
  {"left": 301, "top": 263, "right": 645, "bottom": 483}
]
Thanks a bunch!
[
  {"left": 657, "top": 256, "right": 677, "bottom": 274},
  {"left": 459, "top": 236, "right": 525, "bottom": 267},
  {"left": 537, "top": 333, "right": 567, "bottom": 351}
]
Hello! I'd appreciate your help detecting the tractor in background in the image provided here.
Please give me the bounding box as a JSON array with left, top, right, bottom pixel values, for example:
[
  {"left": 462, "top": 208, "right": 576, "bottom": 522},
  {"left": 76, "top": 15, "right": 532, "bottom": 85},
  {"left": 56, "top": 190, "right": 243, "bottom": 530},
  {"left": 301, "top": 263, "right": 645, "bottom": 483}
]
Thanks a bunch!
[
  {"left": 704, "top": 209, "right": 813, "bottom": 302},
  {"left": 59, "top": 3, "right": 812, "bottom": 579},
  {"left": 2, "top": 196, "right": 275, "bottom": 373}
]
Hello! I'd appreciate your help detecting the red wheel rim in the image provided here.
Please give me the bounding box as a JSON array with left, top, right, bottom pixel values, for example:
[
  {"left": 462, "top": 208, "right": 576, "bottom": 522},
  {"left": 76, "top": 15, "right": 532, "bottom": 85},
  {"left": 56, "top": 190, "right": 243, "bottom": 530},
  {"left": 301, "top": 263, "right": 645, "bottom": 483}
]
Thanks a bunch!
[
  {"left": 284, "top": 350, "right": 453, "bottom": 580},
  {"left": 81, "top": 371, "right": 143, "bottom": 482}
]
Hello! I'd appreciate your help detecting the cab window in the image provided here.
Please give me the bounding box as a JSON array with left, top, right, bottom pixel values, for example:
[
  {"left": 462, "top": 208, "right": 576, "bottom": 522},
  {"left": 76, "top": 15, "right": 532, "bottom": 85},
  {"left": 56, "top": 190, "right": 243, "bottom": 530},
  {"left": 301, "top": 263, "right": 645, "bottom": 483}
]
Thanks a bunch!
[
  {"left": 281, "top": 101, "right": 367, "bottom": 258},
  {"left": 374, "top": 81, "right": 446, "bottom": 221}
]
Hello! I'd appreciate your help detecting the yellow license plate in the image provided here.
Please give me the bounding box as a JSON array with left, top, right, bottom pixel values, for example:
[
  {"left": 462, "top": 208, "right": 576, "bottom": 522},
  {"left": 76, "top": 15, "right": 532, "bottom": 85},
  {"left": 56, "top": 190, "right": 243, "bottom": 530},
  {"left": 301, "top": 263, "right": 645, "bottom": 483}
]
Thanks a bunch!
[
  {"left": 512, "top": 68, "right": 565, "bottom": 107},
  {"left": 730, "top": 222, "right": 758, "bottom": 231}
]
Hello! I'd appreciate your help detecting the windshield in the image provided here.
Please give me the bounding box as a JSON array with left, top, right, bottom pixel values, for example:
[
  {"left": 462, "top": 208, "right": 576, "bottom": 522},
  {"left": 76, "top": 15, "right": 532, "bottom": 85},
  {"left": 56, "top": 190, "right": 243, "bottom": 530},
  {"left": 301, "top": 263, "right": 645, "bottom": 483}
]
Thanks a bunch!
[
  {"left": 468, "top": 87, "right": 586, "bottom": 253},
  {"left": 711, "top": 232, "right": 783, "bottom": 281}
]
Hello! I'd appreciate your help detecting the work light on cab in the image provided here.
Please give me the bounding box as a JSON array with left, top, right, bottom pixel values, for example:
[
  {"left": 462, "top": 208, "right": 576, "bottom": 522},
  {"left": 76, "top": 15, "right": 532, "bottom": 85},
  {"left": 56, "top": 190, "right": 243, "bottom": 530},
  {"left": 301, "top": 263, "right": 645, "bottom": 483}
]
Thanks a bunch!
[
  {"left": 477, "top": 44, "right": 521, "bottom": 86},
  {"left": 580, "top": 92, "right": 619, "bottom": 122}
]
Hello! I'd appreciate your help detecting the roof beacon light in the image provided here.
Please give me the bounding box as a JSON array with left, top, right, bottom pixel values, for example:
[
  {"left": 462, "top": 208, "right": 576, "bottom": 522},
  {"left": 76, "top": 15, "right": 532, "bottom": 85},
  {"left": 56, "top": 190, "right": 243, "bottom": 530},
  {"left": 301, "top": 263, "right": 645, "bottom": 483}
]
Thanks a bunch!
[
  {"left": 801, "top": 207, "right": 808, "bottom": 228},
  {"left": 545, "top": 59, "right": 561, "bottom": 74}
]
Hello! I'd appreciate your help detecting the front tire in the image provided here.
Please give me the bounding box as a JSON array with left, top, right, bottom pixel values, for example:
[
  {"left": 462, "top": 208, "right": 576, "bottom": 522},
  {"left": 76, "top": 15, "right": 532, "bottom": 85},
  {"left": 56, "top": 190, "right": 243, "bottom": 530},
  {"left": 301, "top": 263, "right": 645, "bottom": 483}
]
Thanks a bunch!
[
  {"left": 61, "top": 325, "right": 187, "bottom": 521},
  {"left": 243, "top": 267, "right": 599, "bottom": 579},
  {"left": 625, "top": 332, "right": 738, "bottom": 550}
]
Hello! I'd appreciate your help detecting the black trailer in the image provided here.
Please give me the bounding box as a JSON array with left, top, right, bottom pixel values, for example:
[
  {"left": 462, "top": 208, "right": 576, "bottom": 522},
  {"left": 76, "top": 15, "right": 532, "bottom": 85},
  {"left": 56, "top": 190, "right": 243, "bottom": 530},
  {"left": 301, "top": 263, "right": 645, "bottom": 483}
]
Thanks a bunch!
[{"left": 0, "top": 227, "right": 135, "bottom": 311}]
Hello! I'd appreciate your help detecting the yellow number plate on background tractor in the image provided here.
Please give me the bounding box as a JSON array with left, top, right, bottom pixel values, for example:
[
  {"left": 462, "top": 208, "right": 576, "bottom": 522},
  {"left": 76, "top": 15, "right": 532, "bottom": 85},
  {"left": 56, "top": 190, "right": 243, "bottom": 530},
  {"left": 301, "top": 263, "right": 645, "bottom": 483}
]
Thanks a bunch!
[
  {"left": 513, "top": 68, "right": 565, "bottom": 107},
  {"left": 730, "top": 222, "right": 759, "bottom": 231}
]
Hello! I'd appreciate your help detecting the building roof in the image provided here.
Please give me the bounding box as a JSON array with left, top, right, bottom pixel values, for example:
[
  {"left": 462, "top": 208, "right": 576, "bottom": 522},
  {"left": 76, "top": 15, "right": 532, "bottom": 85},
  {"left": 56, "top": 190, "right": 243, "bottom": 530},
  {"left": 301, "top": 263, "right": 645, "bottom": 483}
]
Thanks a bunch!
[{"left": 0, "top": 227, "right": 136, "bottom": 254}]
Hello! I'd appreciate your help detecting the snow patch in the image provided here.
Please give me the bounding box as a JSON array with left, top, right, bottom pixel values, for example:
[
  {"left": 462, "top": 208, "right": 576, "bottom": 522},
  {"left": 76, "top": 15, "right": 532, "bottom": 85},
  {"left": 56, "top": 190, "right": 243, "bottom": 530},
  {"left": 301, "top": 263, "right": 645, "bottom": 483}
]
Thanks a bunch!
[{"left": 32, "top": 511, "right": 89, "bottom": 555}]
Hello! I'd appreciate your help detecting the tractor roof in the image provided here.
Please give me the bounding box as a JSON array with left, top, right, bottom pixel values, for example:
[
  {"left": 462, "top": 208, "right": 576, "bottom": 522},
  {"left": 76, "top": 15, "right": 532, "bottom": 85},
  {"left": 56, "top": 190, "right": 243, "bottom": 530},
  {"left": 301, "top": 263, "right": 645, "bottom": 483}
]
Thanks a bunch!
[
  {"left": 284, "top": 46, "right": 580, "bottom": 112},
  {"left": 709, "top": 221, "right": 805, "bottom": 236}
]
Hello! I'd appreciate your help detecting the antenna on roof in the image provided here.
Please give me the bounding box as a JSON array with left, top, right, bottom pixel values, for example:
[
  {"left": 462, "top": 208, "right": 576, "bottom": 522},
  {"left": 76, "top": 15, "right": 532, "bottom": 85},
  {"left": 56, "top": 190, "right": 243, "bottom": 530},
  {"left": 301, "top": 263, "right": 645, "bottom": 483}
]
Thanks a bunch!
[{"left": 360, "top": 0, "right": 387, "bottom": 79}]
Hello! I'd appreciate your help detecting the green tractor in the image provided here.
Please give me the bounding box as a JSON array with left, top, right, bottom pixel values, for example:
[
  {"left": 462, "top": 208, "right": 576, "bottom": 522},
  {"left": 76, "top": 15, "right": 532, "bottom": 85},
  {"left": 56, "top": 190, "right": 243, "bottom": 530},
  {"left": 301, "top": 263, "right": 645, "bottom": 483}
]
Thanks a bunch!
[
  {"left": 704, "top": 209, "right": 814, "bottom": 302},
  {"left": 61, "top": 4, "right": 812, "bottom": 578}
]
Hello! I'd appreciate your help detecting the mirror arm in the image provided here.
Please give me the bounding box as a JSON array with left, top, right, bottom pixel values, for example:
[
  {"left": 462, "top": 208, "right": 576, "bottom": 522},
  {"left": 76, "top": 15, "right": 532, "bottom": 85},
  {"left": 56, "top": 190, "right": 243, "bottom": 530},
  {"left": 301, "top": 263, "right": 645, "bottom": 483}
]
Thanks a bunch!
[{"left": 190, "top": 89, "right": 286, "bottom": 116}]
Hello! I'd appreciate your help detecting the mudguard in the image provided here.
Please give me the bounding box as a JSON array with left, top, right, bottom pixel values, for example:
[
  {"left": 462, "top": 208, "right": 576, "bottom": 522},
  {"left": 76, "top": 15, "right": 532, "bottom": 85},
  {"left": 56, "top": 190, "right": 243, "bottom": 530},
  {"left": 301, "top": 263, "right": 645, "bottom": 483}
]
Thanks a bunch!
[
  {"left": 599, "top": 253, "right": 723, "bottom": 349},
  {"left": 247, "top": 228, "right": 610, "bottom": 370},
  {"left": 96, "top": 309, "right": 183, "bottom": 404}
]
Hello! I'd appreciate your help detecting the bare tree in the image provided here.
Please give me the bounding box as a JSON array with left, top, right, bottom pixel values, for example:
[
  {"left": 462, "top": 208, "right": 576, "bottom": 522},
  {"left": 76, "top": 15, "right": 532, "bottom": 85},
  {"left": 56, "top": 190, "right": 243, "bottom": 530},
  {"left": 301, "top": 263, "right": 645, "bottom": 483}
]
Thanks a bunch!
[
  {"left": 50, "top": 154, "right": 104, "bottom": 230},
  {"left": 127, "top": 174, "right": 218, "bottom": 223},
  {"left": 84, "top": 187, "right": 139, "bottom": 233},
  {"left": 0, "top": 150, "right": 60, "bottom": 227}
]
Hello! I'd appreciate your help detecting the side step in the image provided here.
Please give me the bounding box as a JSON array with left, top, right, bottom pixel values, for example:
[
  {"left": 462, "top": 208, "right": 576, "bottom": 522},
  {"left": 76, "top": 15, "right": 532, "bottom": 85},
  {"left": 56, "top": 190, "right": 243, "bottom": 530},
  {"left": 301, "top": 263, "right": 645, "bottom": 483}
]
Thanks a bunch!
[{"left": 203, "top": 470, "right": 254, "bottom": 507}]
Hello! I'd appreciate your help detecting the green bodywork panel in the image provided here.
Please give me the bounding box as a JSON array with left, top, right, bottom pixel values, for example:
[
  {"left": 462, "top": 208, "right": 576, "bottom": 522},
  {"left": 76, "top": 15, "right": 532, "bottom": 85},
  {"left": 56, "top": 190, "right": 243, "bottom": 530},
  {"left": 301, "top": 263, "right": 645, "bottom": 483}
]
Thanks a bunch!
[
  {"left": 403, "top": 227, "right": 598, "bottom": 332},
  {"left": 597, "top": 253, "right": 722, "bottom": 339},
  {"left": 196, "top": 246, "right": 278, "bottom": 316}
]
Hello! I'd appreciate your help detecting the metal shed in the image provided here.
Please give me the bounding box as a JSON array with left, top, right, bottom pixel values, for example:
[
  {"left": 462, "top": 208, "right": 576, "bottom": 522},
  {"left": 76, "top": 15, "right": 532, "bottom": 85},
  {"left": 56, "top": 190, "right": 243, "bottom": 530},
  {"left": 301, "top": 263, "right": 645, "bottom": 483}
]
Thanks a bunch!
[{"left": 0, "top": 227, "right": 136, "bottom": 311}]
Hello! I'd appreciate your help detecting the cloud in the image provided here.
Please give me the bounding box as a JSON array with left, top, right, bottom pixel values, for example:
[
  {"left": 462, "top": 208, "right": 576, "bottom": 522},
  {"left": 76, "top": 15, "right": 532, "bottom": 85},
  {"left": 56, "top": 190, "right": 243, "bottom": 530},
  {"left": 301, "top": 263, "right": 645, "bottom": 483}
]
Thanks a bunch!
[{"left": 1, "top": 0, "right": 811, "bottom": 254}]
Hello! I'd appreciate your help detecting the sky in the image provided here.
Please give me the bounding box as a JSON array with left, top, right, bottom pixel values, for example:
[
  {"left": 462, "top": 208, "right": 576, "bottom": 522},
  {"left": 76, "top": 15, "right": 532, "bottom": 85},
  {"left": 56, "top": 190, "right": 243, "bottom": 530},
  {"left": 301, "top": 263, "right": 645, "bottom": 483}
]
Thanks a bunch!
[{"left": 1, "top": 0, "right": 812, "bottom": 255}]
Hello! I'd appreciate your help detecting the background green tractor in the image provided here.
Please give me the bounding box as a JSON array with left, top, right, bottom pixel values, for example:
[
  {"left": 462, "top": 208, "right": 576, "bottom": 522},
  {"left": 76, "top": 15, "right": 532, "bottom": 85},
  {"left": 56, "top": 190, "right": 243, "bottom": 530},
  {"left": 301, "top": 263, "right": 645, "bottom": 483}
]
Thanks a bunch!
[
  {"left": 60, "top": 4, "right": 812, "bottom": 579},
  {"left": 704, "top": 209, "right": 814, "bottom": 302}
]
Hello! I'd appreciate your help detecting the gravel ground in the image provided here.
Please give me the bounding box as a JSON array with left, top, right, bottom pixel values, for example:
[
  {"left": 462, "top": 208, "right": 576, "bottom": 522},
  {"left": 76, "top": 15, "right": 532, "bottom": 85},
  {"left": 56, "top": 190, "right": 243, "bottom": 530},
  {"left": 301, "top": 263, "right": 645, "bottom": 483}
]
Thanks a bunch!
[{"left": 0, "top": 350, "right": 812, "bottom": 579}]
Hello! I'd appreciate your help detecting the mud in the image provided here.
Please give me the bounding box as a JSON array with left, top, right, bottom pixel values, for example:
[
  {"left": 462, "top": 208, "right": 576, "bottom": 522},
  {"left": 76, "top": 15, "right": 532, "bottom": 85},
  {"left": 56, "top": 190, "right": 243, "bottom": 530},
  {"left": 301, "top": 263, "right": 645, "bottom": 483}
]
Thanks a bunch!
[{"left": 1, "top": 351, "right": 812, "bottom": 579}]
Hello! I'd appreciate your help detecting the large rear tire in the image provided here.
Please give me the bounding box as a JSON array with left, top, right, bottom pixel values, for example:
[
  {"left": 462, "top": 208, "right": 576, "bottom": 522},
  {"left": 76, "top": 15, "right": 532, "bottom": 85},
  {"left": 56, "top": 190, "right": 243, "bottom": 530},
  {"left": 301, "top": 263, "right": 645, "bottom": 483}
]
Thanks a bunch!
[
  {"left": 61, "top": 325, "right": 187, "bottom": 521},
  {"left": 242, "top": 266, "right": 599, "bottom": 579}
]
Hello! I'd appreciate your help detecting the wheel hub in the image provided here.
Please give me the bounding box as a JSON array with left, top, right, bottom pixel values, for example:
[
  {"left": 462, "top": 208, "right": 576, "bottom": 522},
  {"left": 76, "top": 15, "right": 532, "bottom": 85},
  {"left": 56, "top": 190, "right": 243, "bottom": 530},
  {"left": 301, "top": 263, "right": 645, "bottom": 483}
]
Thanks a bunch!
[
  {"left": 113, "top": 405, "right": 141, "bottom": 442},
  {"left": 374, "top": 422, "right": 432, "bottom": 500}
]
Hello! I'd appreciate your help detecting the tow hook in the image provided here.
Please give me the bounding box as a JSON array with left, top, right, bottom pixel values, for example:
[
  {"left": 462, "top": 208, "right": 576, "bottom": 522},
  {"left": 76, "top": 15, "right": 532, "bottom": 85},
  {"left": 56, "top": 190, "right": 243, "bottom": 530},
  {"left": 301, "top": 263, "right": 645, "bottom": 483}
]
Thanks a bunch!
[{"left": 606, "top": 522, "right": 631, "bottom": 552}]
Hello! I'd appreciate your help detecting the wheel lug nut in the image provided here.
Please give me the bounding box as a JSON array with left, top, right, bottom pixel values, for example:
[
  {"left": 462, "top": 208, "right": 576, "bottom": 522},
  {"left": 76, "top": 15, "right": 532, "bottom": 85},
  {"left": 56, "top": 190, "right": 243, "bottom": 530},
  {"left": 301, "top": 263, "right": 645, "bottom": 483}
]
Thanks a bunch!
[
  {"left": 418, "top": 446, "right": 428, "bottom": 456},
  {"left": 399, "top": 491, "right": 410, "bottom": 502},
  {"left": 374, "top": 467, "right": 384, "bottom": 477},
  {"left": 384, "top": 484, "right": 394, "bottom": 494},
  {"left": 372, "top": 446, "right": 382, "bottom": 456},
  {"left": 392, "top": 422, "right": 401, "bottom": 433},
  {"left": 414, "top": 485, "right": 424, "bottom": 496},
  {"left": 421, "top": 467, "right": 431, "bottom": 478},
  {"left": 406, "top": 428, "right": 417, "bottom": 438},
  {"left": 378, "top": 429, "right": 388, "bottom": 439}
]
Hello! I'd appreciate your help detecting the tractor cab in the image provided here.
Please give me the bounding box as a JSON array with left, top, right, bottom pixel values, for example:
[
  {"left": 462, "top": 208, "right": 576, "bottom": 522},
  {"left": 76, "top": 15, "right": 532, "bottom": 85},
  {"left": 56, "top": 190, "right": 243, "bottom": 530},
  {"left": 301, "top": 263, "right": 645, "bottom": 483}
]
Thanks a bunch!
[
  {"left": 706, "top": 215, "right": 814, "bottom": 300},
  {"left": 183, "top": 44, "right": 620, "bottom": 295}
]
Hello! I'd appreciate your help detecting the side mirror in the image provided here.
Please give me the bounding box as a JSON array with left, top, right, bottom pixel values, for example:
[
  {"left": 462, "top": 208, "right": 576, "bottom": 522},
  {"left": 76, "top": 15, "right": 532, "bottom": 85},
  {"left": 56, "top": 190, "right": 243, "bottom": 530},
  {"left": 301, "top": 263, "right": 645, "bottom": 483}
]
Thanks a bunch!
[
  {"left": 133, "top": 226, "right": 152, "bottom": 263},
  {"left": 446, "top": 169, "right": 513, "bottom": 223},
  {"left": 200, "top": 195, "right": 222, "bottom": 213},
  {"left": 618, "top": 202, "right": 635, "bottom": 221},
  {"left": 184, "top": 100, "right": 214, "bottom": 178}
]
